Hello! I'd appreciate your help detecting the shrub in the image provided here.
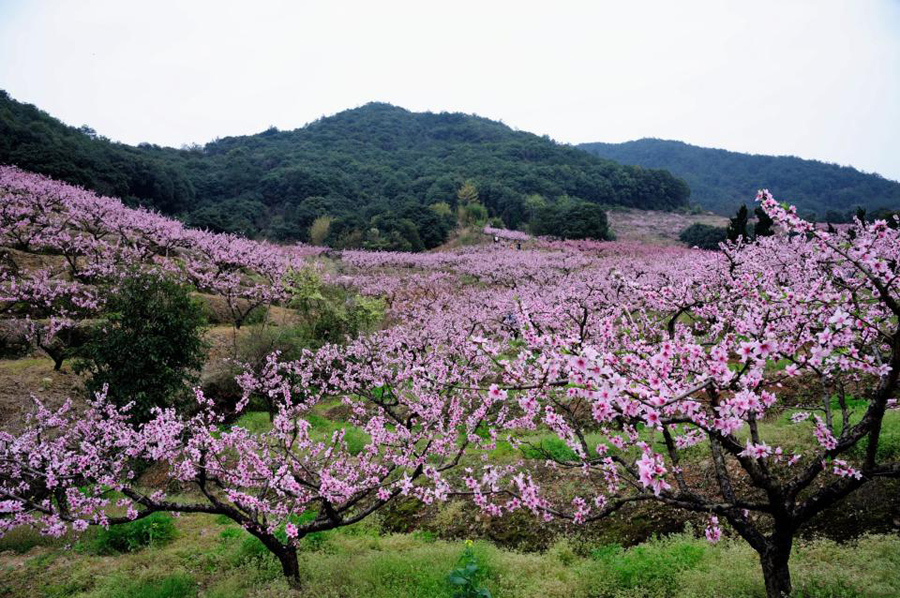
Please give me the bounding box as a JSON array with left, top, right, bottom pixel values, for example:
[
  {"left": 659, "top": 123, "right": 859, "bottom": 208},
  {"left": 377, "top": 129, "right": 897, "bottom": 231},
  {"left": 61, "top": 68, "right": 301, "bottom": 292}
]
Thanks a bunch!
[
  {"left": 447, "top": 541, "right": 492, "bottom": 598},
  {"left": 285, "top": 266, "right": 385, "bottom": 349},
  {"left": 75, "top": 271, "right": 208, "bottom": 422},
  {"left": 591, "top": 537, "right": 707, "bottom": 596},
  {"left": 100, "top": 573, "right": 197, "bottom": 598},
  {"left": 233, "top": 323, "right": 310, "bottom": 374},
  {"left": 726, "top": 204, "right": 750, "bottom": 242},
  {"left": 309, "top": 215, "right": 333, "bottom": 245},
  {"left": 532, "top": 201, "right": 611, "bottom": 241},
  {"left": 91, "top": 512, "right": 177, "bottom": 554},
  {"left": 679, "top": 223, "right": 727, "bottom": 250},
  {"left": 0, "top": 524, "right": 71, "bottom": 553}
]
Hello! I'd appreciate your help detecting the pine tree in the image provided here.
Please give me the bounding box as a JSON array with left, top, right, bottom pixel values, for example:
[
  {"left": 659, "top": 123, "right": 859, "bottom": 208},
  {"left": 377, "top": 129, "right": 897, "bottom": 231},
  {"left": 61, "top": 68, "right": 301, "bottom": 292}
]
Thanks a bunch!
[
  {"left": 727, "top": 204, "right": 749, "bottom": 242},
  {"left": 754, "top": 206, "right": 774, "bottom": 237}
]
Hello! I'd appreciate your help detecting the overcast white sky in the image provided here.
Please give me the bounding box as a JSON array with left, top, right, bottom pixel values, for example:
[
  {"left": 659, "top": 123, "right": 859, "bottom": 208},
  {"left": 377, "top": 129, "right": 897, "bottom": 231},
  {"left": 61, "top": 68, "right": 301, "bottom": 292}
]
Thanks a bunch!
[{"left": 1, "top": 0, "right": 899, "bottom": 180}]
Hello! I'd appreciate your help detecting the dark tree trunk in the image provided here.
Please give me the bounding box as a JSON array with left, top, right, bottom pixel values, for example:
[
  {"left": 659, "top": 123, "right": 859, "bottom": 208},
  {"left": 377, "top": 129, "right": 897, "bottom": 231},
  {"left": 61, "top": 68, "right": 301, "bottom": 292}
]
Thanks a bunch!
[
  {"left": 276, "top": 545, "right": 301, "bottom": 589},
  {"left": 42, "top": 344, "right": 65, "bottom": 371},
  {"left": 251, "top": 529, "right": 302, "bottom": 589},
  {"left": 759, "top": 543, "right": 792, "bottom": 598}
]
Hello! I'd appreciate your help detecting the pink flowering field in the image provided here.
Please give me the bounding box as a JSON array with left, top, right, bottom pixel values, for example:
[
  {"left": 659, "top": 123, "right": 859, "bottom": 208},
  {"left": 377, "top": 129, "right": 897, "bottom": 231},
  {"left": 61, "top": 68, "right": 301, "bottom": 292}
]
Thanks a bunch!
[{"left": 0, "top": 167, "right": 899, "bottom": 597}]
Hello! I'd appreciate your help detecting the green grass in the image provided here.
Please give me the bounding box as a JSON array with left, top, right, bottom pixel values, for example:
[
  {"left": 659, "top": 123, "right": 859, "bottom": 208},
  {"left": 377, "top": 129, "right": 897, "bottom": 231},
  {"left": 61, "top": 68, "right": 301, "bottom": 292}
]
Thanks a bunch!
[
  {"left": 232, "top": 410, "right": 370, "bottom": 455},
  {"left": 588, "top": 537, "right": 708, "bottom": 596},
  {"left": 751, "top": 400, "right": 900, "bottom": 462},
  {"left": 305, "top": 413, "right": 370, "bottom": 455},
  {"left": 231, "top": 410, "right": 271, "bottom": 434},
  {"left": 90, "top": 574, "right": 197, "bottom": 598},
  {"left": 848, "top": 409, "right": 900, "bottom": 461},
  {"left": 0, "top": 356, "right": 56, "bottom": 373},
  {"left": 2, "top": 512, "right": 898, "bottom": 598},
  {"left": 0, "top": 524, "right": 75, "bottom": 554},
  {"left": 87, "top": 513, "right": 177, "bottom": 555}
]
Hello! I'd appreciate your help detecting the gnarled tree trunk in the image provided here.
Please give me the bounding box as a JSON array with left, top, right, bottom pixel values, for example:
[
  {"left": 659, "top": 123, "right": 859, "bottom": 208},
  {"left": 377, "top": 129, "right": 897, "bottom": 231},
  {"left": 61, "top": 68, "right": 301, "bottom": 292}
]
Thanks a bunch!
[
  {"left": 276, "top": 545, "right": 302, "bottom": 590},
  {"left": 251, "top": 528, "right": 302, "bottom": 589},
  {"left": 759, "top": 540, "right": 792, "bottom": 598}
]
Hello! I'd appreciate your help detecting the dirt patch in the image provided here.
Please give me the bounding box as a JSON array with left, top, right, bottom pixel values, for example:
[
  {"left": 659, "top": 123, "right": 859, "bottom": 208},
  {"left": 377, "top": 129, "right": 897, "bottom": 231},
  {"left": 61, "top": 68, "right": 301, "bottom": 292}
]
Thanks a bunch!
[
  {"left": 193, "top": 293, "right": 299, "bottom": 327},
  {"left": 607, "top": 209, "right": 729, "bottom": 244},
  {"left": 0, "top": 357, "right": 85, "bottom": 431},
  {"left": 0, "top": 247, "right": 68, "bottom": 275}
]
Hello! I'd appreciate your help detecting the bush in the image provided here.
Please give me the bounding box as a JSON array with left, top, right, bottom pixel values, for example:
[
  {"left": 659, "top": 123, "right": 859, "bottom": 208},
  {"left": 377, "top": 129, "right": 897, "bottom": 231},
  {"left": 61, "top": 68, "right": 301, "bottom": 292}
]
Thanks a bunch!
[
  {"left": 589, "top": 537, "right": 707, "bottom": 596},
  {"left": 448, "top": 541, "right": 492, "bottom": 598},
  {"left": 91, "top": 512, "right": 177, "bottom": 554},
  {"left": 75, "top": 271, "right": 208, "bottom": 422},
  {"left": 532, "top": 201, "right": 611, "bottom": 240},
  {"left": 309, "top": 215, "right": 333, "bottom": 245},
  {"left": 679, "top": 223, "right": 727, "bottom": 250},
  {"left": 233, "top": 323, "right": 310, "bottom": 373},
  {"left": 100, "top": 573, "right": 197, "bottom": 598},
  {"left": 286, "top": 266, "right": 385, "bottom": 348},
  {"left": 520, "top": 436, "right": 578, "bottom": 462}
]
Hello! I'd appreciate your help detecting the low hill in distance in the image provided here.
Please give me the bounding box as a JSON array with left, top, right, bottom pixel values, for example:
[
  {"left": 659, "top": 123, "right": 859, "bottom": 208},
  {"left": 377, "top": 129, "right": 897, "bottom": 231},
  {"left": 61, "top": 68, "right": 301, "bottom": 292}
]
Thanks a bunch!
[
  {"left": 0, "top": 92, "right": 689, "bottom": 249},
  {"left": 580, "top": 138, "right": 900, "bottom": 218}
]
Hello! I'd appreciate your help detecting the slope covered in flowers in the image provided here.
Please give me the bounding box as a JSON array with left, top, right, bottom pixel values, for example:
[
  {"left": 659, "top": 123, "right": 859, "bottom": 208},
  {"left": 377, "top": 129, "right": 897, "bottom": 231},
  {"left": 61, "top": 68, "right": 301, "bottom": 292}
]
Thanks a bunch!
[
  {"left": 1, "top": 166, "right": 899, "bottom": 597},
  {"left": 0, "top": 165, "right": 326, "bottom": 363}
]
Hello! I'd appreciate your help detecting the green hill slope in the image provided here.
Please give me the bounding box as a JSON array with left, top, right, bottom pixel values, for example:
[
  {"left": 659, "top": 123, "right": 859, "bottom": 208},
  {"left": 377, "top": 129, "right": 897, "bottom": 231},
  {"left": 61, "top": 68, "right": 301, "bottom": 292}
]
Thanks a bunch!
[
  {"left": 580, "top": 138, "right": 900, "bottom": 218},
  {"left": 0, "top": 93, "right": 689, "bottom": 248},
  {"left": 0, "top": 90, "right": 195, "bottom": 213}
]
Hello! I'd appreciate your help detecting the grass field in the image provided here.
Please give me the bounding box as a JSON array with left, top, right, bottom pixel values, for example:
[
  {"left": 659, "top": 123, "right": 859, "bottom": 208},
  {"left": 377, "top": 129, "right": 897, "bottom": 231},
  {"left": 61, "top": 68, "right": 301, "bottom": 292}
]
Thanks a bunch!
[{"left": 2, "top": 510, "right": 899, "bottom": 598}]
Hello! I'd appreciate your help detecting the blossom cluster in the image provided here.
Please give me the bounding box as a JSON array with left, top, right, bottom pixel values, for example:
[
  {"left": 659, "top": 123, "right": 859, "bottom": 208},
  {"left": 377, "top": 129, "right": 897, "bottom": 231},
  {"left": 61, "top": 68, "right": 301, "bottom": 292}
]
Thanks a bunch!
[
  {"left": 1, "top": 169, "right": 898, "bottom": 563},
  {"left": 0, "top": 166, "right": 327, "bottom": 358}
]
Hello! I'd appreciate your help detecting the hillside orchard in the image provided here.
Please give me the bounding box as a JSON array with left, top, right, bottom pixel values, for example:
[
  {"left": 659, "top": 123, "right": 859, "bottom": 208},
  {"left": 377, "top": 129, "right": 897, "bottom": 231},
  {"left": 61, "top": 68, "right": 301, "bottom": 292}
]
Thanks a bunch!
[{"left": 1, "top": 168, "right": 899, "bottom": 597}]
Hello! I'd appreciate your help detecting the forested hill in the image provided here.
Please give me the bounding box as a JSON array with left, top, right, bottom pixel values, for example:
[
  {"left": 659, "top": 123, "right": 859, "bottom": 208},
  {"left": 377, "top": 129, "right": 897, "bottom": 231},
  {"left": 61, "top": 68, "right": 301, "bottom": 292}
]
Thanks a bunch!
[
  {"left": 580, "top": 138, "right": 900, "bottom": 218},
  {"left": 0, "top": 90, "right": 194, "bottom": 213},
  {"left": 0, "top": 92, "right": 689, "bottom": 249}
]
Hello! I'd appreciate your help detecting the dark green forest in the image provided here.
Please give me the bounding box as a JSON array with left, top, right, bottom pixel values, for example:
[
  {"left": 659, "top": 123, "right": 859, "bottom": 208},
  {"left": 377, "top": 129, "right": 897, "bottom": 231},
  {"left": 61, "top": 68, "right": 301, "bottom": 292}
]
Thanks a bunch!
[
  {"left": 0, "top": 91, "right": 195, "bottom": 213},
  {"left": 580, "top": 138, "right": 900, "bottom": 218},
  {"left": 0, "top": 91, "right": 689, "bottom": 249}
]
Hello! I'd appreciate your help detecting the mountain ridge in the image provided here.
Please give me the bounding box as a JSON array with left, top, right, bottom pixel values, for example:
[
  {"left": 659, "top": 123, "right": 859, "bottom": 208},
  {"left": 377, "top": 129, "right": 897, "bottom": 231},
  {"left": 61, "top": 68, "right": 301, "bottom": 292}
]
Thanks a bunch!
[
  {"left": 1, "top": 93, "right": 689, "bottom": 249},
  {"left": 579, "top": 138, "right": 900, "bottom": 217}
]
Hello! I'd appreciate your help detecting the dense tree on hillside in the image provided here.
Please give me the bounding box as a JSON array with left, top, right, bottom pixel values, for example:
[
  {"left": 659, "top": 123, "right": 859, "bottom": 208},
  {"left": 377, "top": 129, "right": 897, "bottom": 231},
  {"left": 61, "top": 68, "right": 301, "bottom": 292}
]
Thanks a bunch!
[
  {"left": 581, "top": 138, "right": 900, "bottom": 217},
  {"left": 0, "top": 92, "right": 689, "bottom": 249},
  {"left": 74, "top": 272, "right": 208, "bottom": 423},
  {"left": 531, "top": 200, "right": 611, "bottom": 240},
  {"left": 754, "top": 205, "right": 774, "bottom": 237},
  {"left": 0, "top": 91, "right": 195, "bottom": 212},
  {"left": 726, "top": 204, "right": 750, "bottom": 242},
  {"left": 678, "top": 222, "right": 727, "bottom": 250}
]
